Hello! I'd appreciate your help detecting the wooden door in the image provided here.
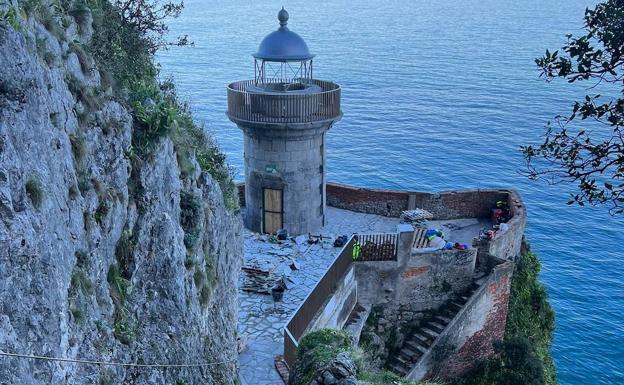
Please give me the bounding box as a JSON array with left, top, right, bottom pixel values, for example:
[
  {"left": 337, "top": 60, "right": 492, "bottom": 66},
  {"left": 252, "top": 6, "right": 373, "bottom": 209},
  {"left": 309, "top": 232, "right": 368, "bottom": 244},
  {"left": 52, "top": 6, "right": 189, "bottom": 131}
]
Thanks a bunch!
[{"left": 263, "top": 188, "right": 283, "bottom": 234}]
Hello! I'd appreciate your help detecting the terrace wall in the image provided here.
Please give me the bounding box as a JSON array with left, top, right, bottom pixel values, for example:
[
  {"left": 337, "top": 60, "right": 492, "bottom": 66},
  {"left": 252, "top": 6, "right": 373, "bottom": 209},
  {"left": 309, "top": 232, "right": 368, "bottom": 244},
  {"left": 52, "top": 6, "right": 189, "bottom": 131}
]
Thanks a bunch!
[{"left": 355, "top": 248, "right": 477, "bottom": 315}]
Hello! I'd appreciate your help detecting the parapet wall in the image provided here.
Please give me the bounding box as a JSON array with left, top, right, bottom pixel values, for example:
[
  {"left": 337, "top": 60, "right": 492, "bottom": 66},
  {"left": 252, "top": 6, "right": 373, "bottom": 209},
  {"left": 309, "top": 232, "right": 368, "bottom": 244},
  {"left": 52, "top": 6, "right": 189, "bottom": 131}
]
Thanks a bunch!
[
  {"left": 407, "top": 258, "right": 514, "bottom": 381},
  {"left": 326, "top": 182, "right": 512, "bottom": 219},
  {"left": 355, "top": 248, "right": 477, "bottom": 314}
]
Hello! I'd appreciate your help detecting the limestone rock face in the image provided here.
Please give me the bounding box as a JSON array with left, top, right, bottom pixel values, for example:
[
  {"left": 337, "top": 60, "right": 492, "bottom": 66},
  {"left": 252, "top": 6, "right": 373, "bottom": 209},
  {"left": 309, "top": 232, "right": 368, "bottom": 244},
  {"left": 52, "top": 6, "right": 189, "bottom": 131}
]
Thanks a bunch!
[{"left": 0, "top": 2, "right": 242, "bottom": 384}]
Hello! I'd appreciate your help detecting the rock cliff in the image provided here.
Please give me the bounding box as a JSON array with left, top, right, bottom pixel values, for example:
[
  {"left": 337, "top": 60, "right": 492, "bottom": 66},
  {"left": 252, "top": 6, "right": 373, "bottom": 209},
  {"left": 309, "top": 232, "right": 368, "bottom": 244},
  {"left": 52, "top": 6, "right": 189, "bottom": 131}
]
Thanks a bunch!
[{"left": 0, "top": 1, "right": 242, "bottom": 384}]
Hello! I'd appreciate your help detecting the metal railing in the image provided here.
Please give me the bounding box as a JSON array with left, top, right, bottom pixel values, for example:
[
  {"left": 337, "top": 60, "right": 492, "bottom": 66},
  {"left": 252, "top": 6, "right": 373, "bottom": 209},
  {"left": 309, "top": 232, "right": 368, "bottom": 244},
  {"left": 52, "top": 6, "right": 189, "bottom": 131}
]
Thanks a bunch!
[
  {"left": 227, "top": 79, "right": 341, "bottom": 124},
  {"left": 357, "top": 233, "right": 398, "bottom": 261},
  {"left": 283, "top": 237, "right": 355, "bottom": 368}
]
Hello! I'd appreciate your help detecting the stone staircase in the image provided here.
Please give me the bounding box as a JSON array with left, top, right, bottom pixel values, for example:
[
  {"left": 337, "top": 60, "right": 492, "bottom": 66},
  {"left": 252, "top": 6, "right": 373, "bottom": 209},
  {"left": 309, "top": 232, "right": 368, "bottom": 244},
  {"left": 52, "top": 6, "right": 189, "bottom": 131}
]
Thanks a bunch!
[
  {"left": 387, "top": 272, "right": 488, "bottom": 377},
  {"left": 343, "top": 303, "right": 370, "bottom": 344}
]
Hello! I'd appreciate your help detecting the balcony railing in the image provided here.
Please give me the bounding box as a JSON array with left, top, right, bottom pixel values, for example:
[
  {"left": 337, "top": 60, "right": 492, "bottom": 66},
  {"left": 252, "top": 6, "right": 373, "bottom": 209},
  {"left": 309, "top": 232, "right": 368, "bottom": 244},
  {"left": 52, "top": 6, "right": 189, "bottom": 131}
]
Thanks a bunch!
[
  {"left": 227, "top": 79, "right": 341, "bottom": 124},
  {"left": 357, "top": 233, "right": 398, "bottom": 261}
]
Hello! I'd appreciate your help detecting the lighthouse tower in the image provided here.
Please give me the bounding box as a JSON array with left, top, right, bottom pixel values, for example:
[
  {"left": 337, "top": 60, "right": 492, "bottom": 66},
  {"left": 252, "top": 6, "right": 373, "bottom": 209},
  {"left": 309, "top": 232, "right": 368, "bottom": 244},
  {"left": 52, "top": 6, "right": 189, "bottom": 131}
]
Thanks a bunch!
[{"left": 227, "top": 8, "right": 342, "bottom": 235}]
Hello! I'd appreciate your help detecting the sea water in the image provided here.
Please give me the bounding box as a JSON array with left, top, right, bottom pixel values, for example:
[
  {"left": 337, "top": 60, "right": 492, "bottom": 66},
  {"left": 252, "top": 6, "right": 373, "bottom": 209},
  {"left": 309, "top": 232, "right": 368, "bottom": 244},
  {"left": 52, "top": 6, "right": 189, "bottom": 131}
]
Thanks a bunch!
[{"left": 157, "top": 1, "right": 624, "bottom": 383}]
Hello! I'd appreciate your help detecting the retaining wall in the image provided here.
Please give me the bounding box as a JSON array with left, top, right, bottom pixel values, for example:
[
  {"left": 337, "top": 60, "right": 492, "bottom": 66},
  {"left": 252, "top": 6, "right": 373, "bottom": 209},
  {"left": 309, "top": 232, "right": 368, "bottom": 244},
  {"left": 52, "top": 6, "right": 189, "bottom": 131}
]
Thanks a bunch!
[
  {"left": 355, "top": 248, "right": 477, "bottom": 315},
  {"left": 326, "top": 183, "right": 512, "bottom": 219},
  {"left": 407, "top": 259, "right": 514, "bottom": 381}
]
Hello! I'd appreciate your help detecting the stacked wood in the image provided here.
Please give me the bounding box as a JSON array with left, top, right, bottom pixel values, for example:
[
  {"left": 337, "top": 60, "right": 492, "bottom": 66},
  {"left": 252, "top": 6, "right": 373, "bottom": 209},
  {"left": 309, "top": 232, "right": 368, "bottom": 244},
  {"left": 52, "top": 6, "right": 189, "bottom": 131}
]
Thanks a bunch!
[{"left": 241, "top": 266, "right": 278, "bottom": 294}]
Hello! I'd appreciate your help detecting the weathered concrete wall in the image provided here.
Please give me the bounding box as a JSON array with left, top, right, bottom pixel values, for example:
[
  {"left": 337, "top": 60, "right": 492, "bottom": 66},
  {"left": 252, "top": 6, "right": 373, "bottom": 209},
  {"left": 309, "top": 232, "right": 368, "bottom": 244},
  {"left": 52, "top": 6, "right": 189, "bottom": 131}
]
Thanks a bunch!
[
  {"left": 407, "top": 259, "right": 514, "bottom": 381},
  {"left": 326, "top": 183, "right": 513, "bottom": 219},
  {"left": 307, "top": 267, "right": 357, "bottom": 332},
  {"left": 355, "top": 248, "right": 477, "bottom": 315}
]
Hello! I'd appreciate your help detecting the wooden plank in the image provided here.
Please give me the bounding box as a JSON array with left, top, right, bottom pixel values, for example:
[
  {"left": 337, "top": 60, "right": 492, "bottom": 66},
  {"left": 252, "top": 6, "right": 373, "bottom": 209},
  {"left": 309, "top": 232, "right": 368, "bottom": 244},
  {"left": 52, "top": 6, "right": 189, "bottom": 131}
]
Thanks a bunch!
[
  {"left": 264, "top": 189, "right": 282, "bottom": 212},
  {"left": 265, "top": 212, "right": 282, "bottom": 234}
]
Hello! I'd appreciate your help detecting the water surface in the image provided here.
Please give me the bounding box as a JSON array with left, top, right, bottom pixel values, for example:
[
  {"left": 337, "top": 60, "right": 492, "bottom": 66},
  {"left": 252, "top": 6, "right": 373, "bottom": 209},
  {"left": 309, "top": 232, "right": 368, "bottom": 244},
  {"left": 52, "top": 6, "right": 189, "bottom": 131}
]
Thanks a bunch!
[{"left": 158, "top": 1, "right": 624, "bottom": 383}]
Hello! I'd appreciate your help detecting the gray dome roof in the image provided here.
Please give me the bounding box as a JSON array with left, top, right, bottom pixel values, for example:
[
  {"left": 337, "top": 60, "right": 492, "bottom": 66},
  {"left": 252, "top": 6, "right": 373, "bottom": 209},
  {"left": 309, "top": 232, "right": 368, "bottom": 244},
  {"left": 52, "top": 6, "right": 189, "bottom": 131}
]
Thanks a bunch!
[{"left": 254, "top": 8, "right": 313, "bottom": 62}]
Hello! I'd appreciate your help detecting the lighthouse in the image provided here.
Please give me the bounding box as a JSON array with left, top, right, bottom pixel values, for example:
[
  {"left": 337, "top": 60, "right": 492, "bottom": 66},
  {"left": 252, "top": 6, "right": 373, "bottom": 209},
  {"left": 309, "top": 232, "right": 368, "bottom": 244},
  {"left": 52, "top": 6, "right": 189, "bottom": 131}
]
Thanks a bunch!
[{"left": 227, "top": 8, "right": 342, "bottom": 235}]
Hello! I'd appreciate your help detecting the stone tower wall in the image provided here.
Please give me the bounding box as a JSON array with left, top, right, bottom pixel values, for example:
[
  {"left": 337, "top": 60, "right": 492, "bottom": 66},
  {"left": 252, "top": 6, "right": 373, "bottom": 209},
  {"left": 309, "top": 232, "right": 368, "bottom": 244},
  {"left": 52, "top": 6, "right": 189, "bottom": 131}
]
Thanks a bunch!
[{"left": 243, "top": 130, "right": 326, "bottom": 235}]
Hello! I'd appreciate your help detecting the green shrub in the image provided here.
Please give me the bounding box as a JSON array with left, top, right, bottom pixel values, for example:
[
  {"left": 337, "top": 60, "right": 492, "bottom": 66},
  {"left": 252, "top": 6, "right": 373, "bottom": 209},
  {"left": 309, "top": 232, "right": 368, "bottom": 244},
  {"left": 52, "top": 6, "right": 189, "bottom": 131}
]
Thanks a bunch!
[
  {"left": 69, "top": 41, "right": 93, "bottom": 73},
  {"left": 22, "top": 1, "right": 63, "bottom": 40},
  {"left": 94, "top": 198, "right": 110, "bottom": 225},
  {"left": 25, "top": 178, "right": 44, "bottom": 208},
  {"left": 71, "top": 269, "right": 93, "bottom": 296},
  {"left": 1, "top": 6, "right": 21, "bottom": 30},
  {"left": 113, "top": 307, "right": 136, "bottom": 345},
  {"left": 506, "top": 252, "right": 556, "bottom": 384},
  {"left": 66, "top": 74, "right": 99, "bottom": 111},
  {"left": 114, "top": 230, "right": 134, "bottom": 278},
  {"left": 20, "top": 0, "right": 42, "bottom": 16},
  {"left": 35, "top": 37, "right": 55, "bottom": 66},
  {"left": 69, "top": 134, "right": 87, "bottom": 163},
  {"left": 180, "top": 191, "right": 201, "bottom": 250},
  {"left": 107, "top": 263, "right": 130, "bottom": 305},
  {"left": 358, "top": 370, "right": 422, "bottom": 385},
  {"left": 193, "top": 267, "right": 206, "bottom": 289},
  {"left": 295, "top": 329, "right": 354, "bottom": 384},
  {"left": 68, "top": 1, "right": 91, "bottom": 29}
]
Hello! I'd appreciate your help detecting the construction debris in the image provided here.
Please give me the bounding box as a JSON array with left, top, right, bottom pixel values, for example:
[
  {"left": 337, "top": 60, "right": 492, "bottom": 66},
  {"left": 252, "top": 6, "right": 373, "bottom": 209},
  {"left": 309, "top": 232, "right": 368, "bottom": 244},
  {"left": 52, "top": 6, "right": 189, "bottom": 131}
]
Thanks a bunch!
[{"left": 400, "top": 209, "right": 433, "bottom": 226}]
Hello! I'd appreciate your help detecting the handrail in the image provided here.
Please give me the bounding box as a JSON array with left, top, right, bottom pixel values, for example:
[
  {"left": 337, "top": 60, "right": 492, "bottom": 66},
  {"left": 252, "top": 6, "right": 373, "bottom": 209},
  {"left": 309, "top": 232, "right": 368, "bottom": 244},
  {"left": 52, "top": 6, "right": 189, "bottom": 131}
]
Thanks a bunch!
[
  {"left": 283, "top": 236, "right": 355, "bottom": 367},
  {"left": 227, "top": 79, "right": 341, "bottom": 124}
]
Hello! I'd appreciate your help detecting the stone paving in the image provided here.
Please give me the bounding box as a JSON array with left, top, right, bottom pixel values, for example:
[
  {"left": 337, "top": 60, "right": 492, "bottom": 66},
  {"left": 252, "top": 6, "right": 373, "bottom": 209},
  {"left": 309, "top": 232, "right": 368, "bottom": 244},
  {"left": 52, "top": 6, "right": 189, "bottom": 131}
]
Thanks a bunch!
[
  {"left": 238, "top": 207, "right": 399, "bottom": 385},
  {"left": 237, "top": 207, "right": 488, "bottom": 384}
]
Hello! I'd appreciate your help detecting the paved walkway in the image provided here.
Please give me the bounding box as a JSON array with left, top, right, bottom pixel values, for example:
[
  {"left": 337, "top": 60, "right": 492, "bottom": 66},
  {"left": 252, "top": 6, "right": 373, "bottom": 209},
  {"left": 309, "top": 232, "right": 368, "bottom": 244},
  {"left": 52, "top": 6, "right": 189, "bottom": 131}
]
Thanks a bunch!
[
  {"left": 238, "top": 207, "right": 398, "bottom": 385},
  {"left": 236, "top": 207, "right": 487, "bottom": 384}
]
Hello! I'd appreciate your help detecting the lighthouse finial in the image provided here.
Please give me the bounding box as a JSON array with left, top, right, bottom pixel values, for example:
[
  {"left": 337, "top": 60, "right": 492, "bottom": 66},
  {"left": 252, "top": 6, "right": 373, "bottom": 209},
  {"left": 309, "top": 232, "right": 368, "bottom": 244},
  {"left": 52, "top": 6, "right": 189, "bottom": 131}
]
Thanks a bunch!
[{"left": 278, "top": 7, "right": 289, "bottom": 28}]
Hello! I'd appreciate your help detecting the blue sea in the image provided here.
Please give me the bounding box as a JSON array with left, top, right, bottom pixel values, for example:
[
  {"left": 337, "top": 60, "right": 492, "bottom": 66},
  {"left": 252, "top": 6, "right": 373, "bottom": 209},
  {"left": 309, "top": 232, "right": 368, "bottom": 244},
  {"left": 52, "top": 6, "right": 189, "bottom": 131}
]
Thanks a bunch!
[{"left": 157, "top": 1, "right": 624, "bottom": 383}]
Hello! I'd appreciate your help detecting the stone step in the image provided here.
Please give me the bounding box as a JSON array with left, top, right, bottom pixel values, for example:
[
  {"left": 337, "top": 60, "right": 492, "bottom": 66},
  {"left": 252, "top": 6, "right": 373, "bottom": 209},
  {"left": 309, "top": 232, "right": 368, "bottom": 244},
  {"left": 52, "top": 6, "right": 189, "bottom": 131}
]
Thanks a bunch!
[
  {"left": 426, "top": 321, "right": 446, "bottom": 333},
  {"left": 420, "top": 327, "right": 439, "bottom": 339},
  {"left": 411, "top": 332, "right": 432, "bottom": 347},
  {"left": 474, "top": 271, "right": 487, "bottom": 280},
  {"left": 400, "top": 347, "right": 419, "bottom": 360},
  {"left": 344, "top": 303, "right": 367, "bottom": 327},
  {"left": 405, "top": 340, "right": 428, "bottom": 354},
  {"left": 389, "top": 363, "right": 408, "bottom": 376},
  {"left": 434, "top": 314, "right": 451, "bottom": 324},
  {"left": 395, "top": 354, "right": 412, "bottom": 366},
  {"left": 449, "top": 301, "right": 463, "bottom": 312}
]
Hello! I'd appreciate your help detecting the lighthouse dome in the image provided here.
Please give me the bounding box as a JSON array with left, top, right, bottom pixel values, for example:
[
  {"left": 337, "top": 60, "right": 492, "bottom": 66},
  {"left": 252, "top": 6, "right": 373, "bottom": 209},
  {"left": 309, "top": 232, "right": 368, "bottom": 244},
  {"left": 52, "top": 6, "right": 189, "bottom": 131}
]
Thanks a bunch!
[{"left": 254, "top": 8, "right": 313, "bottom": 62}]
